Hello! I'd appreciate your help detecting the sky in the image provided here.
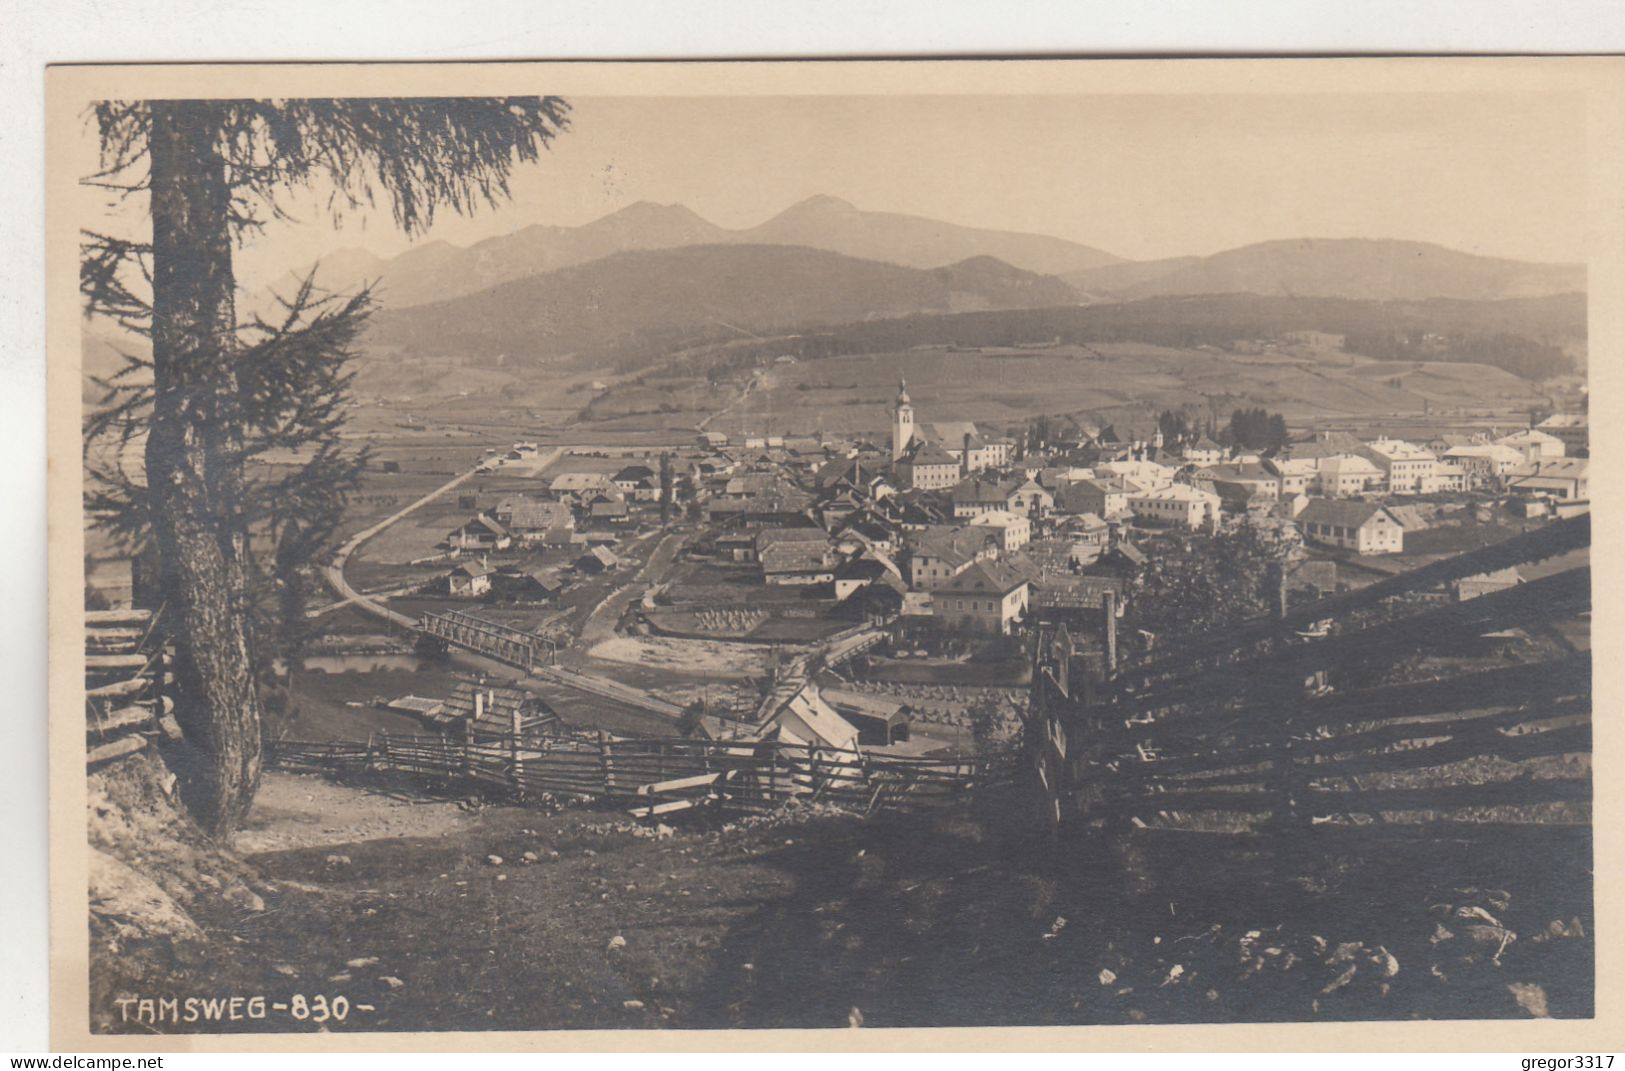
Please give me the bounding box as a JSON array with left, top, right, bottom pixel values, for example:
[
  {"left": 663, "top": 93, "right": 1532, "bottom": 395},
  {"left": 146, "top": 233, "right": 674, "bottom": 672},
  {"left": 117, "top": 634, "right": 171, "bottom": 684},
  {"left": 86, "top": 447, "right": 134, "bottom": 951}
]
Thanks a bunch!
[{"left": 78, "top": 91, "right": 1589, "bottom": 289}]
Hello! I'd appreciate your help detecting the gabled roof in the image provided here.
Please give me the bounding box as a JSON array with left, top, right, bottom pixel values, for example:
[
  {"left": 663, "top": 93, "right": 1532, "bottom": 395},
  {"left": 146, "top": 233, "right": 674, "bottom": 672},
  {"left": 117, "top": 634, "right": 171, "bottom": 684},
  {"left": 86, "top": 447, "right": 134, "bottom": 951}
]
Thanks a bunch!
[
  {"left": 923, "top": 421, "right": 984, "bottom": 449},
  {"left": 453, "top": 514, "right": 509, "bottom": 538},
  {"left": 912, "top": 525, "right": 997, "bottom": 565},
  {"left": 1298, "top": 498, "right": 1397, "bottom": 529},
  {"left": 900, "top": 440, "right": 960, "bottom": 467},
  {"left": 549, "top": 472, "right": 613, "bottom": 492},
  {"left": 768, "top": 686, "right": 859, "bottom": 751},
  {"left": 502, "top": 499, "right": 575, "bottom": 530},
  {"left": 940, "top": 559, "right": 1030, "bottom": 596},
  {"left": 612, "top": 464, "right": 656, "bottom": 483},
  {"left": 951, "top": 477, "right": 1018, "bottom": 504},
  {"left": 1319, "top": 454, "right": 1382, "bottom": 476}
]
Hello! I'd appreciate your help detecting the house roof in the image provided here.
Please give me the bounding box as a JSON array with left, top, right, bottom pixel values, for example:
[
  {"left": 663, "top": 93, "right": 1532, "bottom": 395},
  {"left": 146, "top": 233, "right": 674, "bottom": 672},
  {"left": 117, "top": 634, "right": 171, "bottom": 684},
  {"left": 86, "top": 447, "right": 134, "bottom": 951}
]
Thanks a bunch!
[
  {"left": 502, "top": 499, "right": 575, "bottom": 530},
  {"left": 612, "top": 464, "right": 656, "bottom": 483},
  {"left": 765, "top": 685, "right": 860, "bottom": 751},
  {"left": 923, "top": 421, "right": 984, "bottom": 449},
  {"left": 454, "top": 514, "right": 509, "bottom": 538},
  {"left": 1497, "top": 428, "right": 1564, "bottom": 446},
  {"left": 1319, "top": 454, "right": 1382, "bottom": 477},
  {"left": 913, "top": 525, "right": 997, "bottom": 565},
  {"left": 1298, "top": 498, "right": 1397, "bottom": 529},
  {"left": 1132, "top": 483, "right": 1219, "bottom": 504},
  {"left": 969, "top": 509, "right": 1027, "bottom": 529},
  {"left": 549, "top": 472, "right": 613, "bottom": 492},
  {"left": 759, "top": 539, "right": 832, "bottom": 575},
  {"left": 940, "top": 559, "right": 1030, "bottom": 596},
  {"left": 901, "top": 440, "right": 960, "bottom": 468},
  {"left": 820, "top": 687, "right": 910, "bottom": 725},
  {"left": 950, "top": 477, "right": 1018, "bottom": 504},
  {"left": 834, "top": 556, "right": 890, "bottom": 581}
]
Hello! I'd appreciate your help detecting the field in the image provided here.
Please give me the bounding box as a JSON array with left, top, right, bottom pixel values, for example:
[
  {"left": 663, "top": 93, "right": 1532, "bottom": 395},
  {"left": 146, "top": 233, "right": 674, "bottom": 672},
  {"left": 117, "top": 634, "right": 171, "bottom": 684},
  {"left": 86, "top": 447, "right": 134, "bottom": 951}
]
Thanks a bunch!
[{"left": 598, "top": 341, "right": 1544, "bottom": 439}]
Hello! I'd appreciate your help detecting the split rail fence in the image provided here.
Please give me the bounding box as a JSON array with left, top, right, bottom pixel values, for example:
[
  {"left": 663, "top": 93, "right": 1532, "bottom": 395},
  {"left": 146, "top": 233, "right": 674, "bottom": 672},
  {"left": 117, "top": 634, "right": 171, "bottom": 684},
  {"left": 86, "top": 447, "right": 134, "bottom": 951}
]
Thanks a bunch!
[
  {"left": 1028, "top": 515, "right": 1592, "bottom": 840},
  {"left": 84, "top": 606, "right": 172, "bottom": 767},
  {"left": 271, "top": 731, "right": 1011, "bottom": 819}
]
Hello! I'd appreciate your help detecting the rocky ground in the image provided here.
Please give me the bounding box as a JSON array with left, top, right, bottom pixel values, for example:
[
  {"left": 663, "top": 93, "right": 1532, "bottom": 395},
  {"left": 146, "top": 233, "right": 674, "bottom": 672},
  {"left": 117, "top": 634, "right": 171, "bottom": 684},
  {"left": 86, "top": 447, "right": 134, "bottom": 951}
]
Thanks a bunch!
[{"left": 87, "top": 757, "right": 1592, "bottom": 1035}]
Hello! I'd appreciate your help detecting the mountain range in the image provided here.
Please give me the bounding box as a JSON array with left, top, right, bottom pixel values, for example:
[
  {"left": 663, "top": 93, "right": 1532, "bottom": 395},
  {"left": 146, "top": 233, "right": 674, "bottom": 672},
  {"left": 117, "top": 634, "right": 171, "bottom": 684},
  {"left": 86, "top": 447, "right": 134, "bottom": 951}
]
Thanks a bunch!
[
  {"left": 362, "top": 244, "right": 1080, "bottom": 366},
  {"left": 273, "top": 195, "right": 1122, "bottom": 310},
  {"left": 1062, "top": 237, "right": 1585, "bottom": 303}
]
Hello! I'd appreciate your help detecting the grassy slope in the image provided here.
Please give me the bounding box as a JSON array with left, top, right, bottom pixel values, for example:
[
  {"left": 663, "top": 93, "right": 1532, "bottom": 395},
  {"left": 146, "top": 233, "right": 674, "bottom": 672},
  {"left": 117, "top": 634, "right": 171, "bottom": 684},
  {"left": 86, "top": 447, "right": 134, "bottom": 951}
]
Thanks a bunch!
[{"left": 92, "top": 767, "right": 1593, "bottom": 1034}]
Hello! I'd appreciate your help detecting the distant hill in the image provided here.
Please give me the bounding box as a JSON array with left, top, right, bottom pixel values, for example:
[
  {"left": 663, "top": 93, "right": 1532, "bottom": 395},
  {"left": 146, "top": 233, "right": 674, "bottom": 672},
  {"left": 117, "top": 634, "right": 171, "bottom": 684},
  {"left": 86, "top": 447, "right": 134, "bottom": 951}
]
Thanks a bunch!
[
  {"left": 285, "top": 196, "right": 1118, "bottom": 311},
  {"left": 1063, "top": 238, "right": 1585, "bottom": 303},
  {"left": 362, "top": 244, "right": 1083, "bottom": 367},
  {"left": 791, "top": 292, "right": 1586, "bottom": 382},
  {"left": 743, "top": 195, "right": 1122, "bottom": 276}
]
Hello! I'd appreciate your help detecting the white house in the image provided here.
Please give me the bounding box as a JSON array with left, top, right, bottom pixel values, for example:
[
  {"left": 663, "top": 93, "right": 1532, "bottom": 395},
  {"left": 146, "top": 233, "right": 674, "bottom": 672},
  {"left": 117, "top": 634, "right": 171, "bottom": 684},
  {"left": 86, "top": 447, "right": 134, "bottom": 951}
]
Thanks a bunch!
[
  {"left": 968, "top": 509, "right": 1032, "bottom": 552},
  {"left": 1496, "top": 428, "right": 1566, "bottom": 463},
  {"left": 1357, "top": 438, "right": 1437, "bottom": 494},
  {"left": 1129, "top": 483, "right": 1221, "bottom": 530},
  {"left": 1297, "top": 499, "right": 1404, "bottom": 555}
]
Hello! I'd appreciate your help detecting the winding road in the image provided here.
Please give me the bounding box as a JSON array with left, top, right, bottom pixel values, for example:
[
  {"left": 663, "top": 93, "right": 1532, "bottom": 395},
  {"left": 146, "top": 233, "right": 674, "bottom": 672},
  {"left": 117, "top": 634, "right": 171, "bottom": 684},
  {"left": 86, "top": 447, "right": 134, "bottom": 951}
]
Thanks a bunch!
[{"left": 320, "top": 446, "right": 565, "bottom": 627}]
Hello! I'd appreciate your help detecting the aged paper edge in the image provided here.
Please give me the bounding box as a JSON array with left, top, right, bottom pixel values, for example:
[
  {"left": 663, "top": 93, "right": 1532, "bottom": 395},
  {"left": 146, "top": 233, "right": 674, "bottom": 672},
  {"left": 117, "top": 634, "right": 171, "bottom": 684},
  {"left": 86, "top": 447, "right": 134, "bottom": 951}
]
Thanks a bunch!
[{"left": 44, "top": 56, "right": 1625, "bottom": 1052}]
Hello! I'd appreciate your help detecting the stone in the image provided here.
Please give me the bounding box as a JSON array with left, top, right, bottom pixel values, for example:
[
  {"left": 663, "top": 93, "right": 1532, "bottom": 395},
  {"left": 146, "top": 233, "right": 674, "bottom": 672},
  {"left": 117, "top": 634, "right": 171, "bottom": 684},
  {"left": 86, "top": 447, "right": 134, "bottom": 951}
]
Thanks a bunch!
[
  {"left": 379, "top": 976, "right": 405, "bottom": 989},
  {"left": 1508, "top": 982, "right": 1550, "bottom": 1018},
  {"left": 486, "top": 855, "right": 504, "bottom": 866},
  {"left": 222, "top": 884, "right": 266, "bottom": 913},
  {"left": 607, "top": 935, "right": 627, "bottom": 951}
]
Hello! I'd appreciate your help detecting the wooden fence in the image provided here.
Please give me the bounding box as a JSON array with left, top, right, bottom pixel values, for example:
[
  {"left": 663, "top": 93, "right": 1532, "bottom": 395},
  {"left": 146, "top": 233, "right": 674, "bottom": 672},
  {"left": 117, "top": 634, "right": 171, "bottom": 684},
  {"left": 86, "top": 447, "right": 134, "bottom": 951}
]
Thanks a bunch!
[
  {"left": 270, "top": 731, "right": 1011, "bottom": 819},
  {"left": 1027, "top": 515, "right": 1592, "bottom": 839},
  {"left": 85, "top": 607, "right": 171, "bottom": 767}
]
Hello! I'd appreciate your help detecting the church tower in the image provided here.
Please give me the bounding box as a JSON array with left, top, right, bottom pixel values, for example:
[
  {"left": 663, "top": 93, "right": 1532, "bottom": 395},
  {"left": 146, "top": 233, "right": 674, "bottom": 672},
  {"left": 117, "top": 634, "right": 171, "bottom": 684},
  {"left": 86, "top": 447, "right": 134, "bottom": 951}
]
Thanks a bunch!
[{"left": 892, "top": 377, "right": 915, "bottom": 461}]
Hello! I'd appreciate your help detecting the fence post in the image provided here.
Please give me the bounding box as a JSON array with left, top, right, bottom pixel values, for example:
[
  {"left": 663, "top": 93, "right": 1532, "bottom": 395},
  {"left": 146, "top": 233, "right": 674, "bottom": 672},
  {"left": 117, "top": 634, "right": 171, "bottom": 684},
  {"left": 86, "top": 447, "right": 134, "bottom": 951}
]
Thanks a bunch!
[
  {"left": 598, "top": 731, "right": 613, "bottom": 796},
  {"left": 511, "top": 707, "right": 524, "bottom": 798}
]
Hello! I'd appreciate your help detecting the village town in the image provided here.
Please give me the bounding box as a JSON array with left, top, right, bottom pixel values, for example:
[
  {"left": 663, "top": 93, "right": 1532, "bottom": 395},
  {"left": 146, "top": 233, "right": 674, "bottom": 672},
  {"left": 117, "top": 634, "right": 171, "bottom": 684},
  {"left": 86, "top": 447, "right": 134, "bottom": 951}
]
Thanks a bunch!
[
  {"left": 221, "top": 369, "right": 1589, "bottom": 771},
  {"left": 69, "top": 86, "right": 1598, "bottom": 1035}
]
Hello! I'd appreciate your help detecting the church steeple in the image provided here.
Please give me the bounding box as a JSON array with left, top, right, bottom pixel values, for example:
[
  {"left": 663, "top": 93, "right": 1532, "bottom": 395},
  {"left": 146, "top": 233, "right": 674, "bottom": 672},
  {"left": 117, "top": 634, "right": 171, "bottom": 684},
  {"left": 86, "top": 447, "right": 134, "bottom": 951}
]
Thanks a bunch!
[{"left": 891, "top": 376, "right": 915, "bottom": 462}]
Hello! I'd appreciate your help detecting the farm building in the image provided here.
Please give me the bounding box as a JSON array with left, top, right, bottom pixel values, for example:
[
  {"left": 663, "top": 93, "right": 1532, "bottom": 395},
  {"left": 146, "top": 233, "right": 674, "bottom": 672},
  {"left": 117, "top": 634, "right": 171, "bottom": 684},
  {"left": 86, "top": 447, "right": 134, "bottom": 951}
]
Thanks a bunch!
[
  {"left": 444, "top": 680, "right": 561, "bottom": 741},
  {"left": 1297, "top": 499, "right": 1404, "bottom": 555},
  {"left": 446, "top": 514, "right": 511, "bottom": 552},
  {"left": 820, "top": 687, "right": 911, "bottom": 745},
  {"left": 759, "top": 683, "right": 861, "bottom": 752},
  {"left": 446, "top": 561, "right": 493, "bottom": 597},
  {"left": 574, "top": 545, "right": 621, "bottom": 574}
]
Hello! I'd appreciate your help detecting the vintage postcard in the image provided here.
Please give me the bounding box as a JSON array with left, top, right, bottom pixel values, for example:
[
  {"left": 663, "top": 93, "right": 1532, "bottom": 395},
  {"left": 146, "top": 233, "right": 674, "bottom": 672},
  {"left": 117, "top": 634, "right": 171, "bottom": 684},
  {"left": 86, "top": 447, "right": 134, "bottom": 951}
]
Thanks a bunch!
[{"left": 44, "top": 58, "right": 1625, "bottom": 1050}]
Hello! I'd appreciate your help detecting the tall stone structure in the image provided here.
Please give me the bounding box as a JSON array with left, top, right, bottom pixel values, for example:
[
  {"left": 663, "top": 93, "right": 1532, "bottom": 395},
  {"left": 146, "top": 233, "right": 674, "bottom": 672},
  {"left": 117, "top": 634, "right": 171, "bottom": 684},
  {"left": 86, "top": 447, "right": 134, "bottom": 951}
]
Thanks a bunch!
[{"left": 892, "top": 377, "right": 915, "bottom": 462}]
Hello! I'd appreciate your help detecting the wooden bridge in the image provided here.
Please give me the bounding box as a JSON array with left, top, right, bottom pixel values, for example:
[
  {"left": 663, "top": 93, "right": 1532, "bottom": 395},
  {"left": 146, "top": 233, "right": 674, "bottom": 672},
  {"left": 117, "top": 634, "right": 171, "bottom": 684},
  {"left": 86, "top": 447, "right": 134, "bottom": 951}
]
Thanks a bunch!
[
  {"left": 416, "top": 610, "right": 557, "bottom": 673},
  {"left": 1027, "top": 514, "right": 1592, "bottom": 840}
]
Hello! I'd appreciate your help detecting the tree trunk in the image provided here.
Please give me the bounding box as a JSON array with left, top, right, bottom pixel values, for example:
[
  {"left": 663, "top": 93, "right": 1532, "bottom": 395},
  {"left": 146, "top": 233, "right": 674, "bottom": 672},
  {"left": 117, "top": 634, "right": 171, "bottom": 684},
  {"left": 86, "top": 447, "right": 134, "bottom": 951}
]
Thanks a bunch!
[{"left": 146, "top": 100, "right": 263, "bottom": 837}]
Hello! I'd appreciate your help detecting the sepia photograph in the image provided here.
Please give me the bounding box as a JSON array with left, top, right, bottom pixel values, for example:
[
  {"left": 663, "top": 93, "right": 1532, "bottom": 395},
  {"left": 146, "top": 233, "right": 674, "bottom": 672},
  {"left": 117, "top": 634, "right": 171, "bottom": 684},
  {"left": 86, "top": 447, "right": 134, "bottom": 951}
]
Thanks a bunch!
[{"left": 44, "top": 58, "right": 1618, "bottom": 1047}]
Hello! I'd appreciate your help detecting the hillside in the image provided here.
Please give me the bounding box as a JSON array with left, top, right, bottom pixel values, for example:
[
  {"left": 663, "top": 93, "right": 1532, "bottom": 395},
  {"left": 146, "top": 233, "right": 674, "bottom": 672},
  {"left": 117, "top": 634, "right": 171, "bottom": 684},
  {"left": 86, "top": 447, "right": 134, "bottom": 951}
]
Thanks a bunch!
[
  {"left": 362, "top": 244, "right": 1082, "bottom": 367},
  {"left": 286, "top": 197, "right": 1118, "bottom": 311},
  {"left": 1063, "top": 238, "right": 1585, "bottom": 303},
  {"left": 743, "top": 195, "right": 1121, "bottom": 275}
]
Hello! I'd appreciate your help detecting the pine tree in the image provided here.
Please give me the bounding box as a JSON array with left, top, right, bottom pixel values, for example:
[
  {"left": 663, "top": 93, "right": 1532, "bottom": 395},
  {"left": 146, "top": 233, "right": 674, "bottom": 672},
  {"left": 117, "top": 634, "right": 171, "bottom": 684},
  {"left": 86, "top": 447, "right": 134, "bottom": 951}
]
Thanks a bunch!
[{"left": 81, "top": 98, "right": 570, "bottom": 834}]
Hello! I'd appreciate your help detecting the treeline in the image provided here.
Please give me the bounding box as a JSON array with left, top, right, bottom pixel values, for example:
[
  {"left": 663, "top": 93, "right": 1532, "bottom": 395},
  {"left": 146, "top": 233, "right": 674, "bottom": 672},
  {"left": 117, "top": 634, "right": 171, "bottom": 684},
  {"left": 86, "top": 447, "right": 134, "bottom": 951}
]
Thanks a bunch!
[
  {"left": 1224, "top": 407, "right": 1291, "bottom": 450},
  {"left": 620, "top": 294, "right": 1580, "bottom": 380},
  {"left": 581, "top": 292, "right": 1585, "bottom": 383},
  {"left": 1341, "top": 330, "right": 1575, "bottom": 381}
]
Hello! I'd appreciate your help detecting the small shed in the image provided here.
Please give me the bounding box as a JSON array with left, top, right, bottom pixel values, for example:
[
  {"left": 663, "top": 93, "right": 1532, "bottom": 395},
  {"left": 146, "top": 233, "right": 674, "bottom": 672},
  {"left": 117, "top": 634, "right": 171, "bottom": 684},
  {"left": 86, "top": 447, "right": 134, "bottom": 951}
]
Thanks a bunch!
[{"left": 821, "top": 687, "right": 911, "bottom": 745}]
